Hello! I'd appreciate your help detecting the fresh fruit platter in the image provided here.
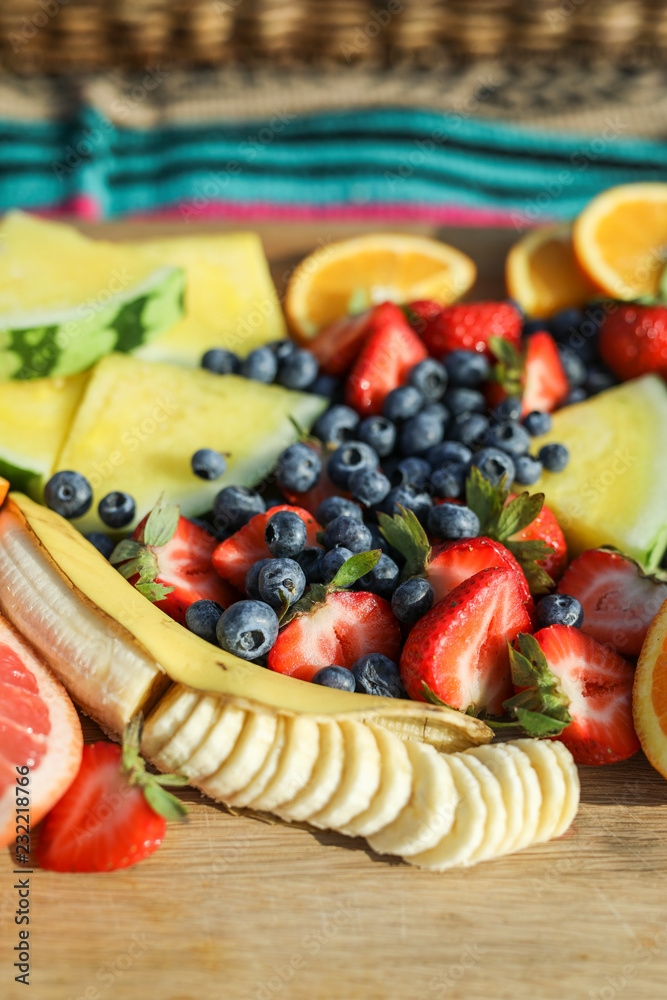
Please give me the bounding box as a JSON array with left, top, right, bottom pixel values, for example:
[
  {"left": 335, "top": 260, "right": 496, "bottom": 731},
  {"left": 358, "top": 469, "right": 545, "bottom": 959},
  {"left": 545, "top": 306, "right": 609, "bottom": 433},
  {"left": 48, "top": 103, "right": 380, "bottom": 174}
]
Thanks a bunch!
[{"left": 2, "top": 187, "right": 667, "bottom": 999}]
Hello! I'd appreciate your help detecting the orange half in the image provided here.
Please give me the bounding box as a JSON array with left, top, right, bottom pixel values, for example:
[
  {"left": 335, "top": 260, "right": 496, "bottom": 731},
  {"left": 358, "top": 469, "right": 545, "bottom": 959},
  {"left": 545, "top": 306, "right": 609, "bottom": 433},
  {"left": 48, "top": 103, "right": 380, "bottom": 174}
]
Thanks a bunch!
[
  {"left": 633, "top": 595, "right": 667, "bottom": 780},
  {"left": 573, "top": 182, "right": 667, "bottom": 300},
  {"left": 506, "top": 223, "right": 599, "bottom": 318},
  {"left": 285, "top": 233, "right": 476, "bottom": 341}
]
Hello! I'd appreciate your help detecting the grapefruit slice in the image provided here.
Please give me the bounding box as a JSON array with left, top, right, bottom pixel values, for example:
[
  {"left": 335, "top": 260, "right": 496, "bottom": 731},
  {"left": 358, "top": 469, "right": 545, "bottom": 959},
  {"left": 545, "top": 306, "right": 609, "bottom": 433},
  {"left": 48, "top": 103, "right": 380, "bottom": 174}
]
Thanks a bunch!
[
  {"left": 505, "top": 223, "right": 599, "bottom": 318},
  {"left": 285, "top": 233, "right": 476, "bottom": 341},
  {"left": 633, "top": 596, "right": 667, "bottom": 780},
  {"left": 0, "top": 613, "right": 83, "bottom": 848},
  {"left": 573, "top": 182, "right": 667, "bottom": 300}
]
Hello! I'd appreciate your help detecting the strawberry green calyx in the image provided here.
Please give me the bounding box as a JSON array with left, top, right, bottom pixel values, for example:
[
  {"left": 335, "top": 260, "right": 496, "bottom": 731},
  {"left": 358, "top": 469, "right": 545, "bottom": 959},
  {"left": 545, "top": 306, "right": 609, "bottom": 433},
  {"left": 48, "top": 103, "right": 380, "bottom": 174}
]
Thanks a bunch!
[
  {"left": 421, "top": 682, "right": 478, "bottom": 717},
  {"left": 140, "top": 493, "right": 180, "bottom": 548},
  {"left": 279, "top": 549, "right": 382, "bottom": 626},
  {"left": 377, "top": 505, "right": 431, "bottom": 581},
  {"left": 110, "top": 494, "right": 179, "bottom": 603},
  {"left": 489, "top": 335, "right": 524, "bottom": 398},
  {"left": 122, "top": 715, "right": 189, "bottom": 822},
  {"left": 501, "top": 633, "right": 572, "bottom": 737}
]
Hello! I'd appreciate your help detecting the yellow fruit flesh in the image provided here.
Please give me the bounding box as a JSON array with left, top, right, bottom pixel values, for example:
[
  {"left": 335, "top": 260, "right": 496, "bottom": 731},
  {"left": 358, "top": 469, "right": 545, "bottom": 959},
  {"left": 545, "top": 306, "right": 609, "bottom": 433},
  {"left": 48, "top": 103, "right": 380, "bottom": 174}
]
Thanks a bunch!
[
  {"left": 54, "top": 353, "right": 328, "bottom": 533},
  {"left": 532, "top": 375, "right": 667, "bottom": 568}
]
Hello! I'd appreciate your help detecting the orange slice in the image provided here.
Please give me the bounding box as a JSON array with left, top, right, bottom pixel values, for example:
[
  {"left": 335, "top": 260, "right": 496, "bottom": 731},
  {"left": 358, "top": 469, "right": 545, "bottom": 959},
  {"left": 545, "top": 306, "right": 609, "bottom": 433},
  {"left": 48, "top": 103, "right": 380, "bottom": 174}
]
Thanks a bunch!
[
  {"left": 573, "top": 182, "right": 667, "bottom": 300},
  {"left": 0, "top": 478, "right": 8, "bottom": 506},
  {"left": 284, "top": 233, "right": 476, "bottom": 341},
  {"left": 0, "top": 613, "right": 83, "bottom": 847},
  {"left": 633, "top": 595, "right": 667, "bottom": 780},
  {"left": 506, "top": 223, "right": 599, "bottom": 318}
]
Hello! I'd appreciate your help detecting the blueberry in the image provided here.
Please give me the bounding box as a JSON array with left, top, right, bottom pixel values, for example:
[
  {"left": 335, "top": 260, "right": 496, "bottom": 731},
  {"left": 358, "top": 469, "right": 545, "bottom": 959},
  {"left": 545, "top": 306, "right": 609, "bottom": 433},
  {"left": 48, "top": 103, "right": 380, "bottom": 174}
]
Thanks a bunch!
[
  {"left": 358, "top": 415, "right": 396, "bottom": 457},
  {"left": 486, "top": 421, "right": 531, "bottom": 457},
  {"left": 265, "top": 510, "right": 307, "bottom": 558},
  {"left": 214, "top": 486, "right": 265, "bottom": 533},
  {"left": 201, "top": 348, "right": 240, "bottom": 375},
  {"left": 185, "top": 599, "right": 224, "bottom": 645},
  {"left": 443, "top": 387, "right": 486, "bottom": 415},
  {"left": 523, "top": 410, "right": 552, "bottom": 437},
  {"left": 523, "top": 319, "right": 547, "bottom": 336},
  {"left": 558, "top": 346, "right": 587, "bottom": 388},
  {"left": 426, "top": 441, "right": 472, "bottom": 468},
  {"left": 492, "top": 396, "right": 522, "bottom": 423},
  {"left": 444, "top": 350, "right": 490, "bottom": 389},
  {"left": 216, "top": 600, "right": 279, "bottom": 660},
  {"left": 549, "top": 308, "right": 583, "bottom": 344},
  {"left": 245, "top": 558, "right": 273, "bottom": 600},
  {"left": 382, "top": 385, "right": 423, "bottom": 423},
  {"left": 400, "top": 411, "right": 445, "bottom": 456},
  {"left": 391, "top": 577, "right": 434, "bottom": 624},
  {"left": 258, "top": 558, "right": 306, "bottom": 609},
  {"left": 315, "top": 495, "right": 363, "bottom": 527},
  {"left": 327, "top": 441, "right": 379, "bottom": 489},
  {"left": 428, "top": 503, "right": 480, "bottom": 540},
  {"left": 357, "top": 553, "right": 400, "bottom": 599},
  {"left": 351, "top": 653, "right": 404, "bottom": 698},
  {"left": 309, "top": 374, "right": 342, "bottom": 400},
  {"left": 472, "top": 447, "right": 516, "bottom": 487},
  {"left": 277, "top": 348, "right": 319, "bottom": 390},
  {"left": 407, "top": 358, "right": 448, "bottom": 401},
  {"left": 381, "top": 486, "right": 432, "bottom": 524},
  {"left": 314, "top": 405, "right": 359, "bottom": 447},
  {"left": 420, "top": 401, "right": 451, "bottom": 429},
  {"left": 348, "top": 468, "right": 391, "bottom": 508},
  {"left": 97, "top": 491, "right": 136, "bottom": 529},
  {"left": 85, "top": 532, "right": 115, "bottom": 560},
  {"left": 430, "top": 462, "right": 467, "bottom": 499},
  {"left": 391, "top": 456, "right": 432, "bottom": 492},
  {"left": 324, "top": 515, "right": 372, "bottom": 554},
  {"left": 44, "top": 471, "right": 93, "bottom": 520},
  {"left": 585, "top": 366, "right": 617, "bottom": 396},
  {"left": 277, "top": 442, "right": 322, "bottom": 493},
  {"left": 320, "top": 547, "right": 354, "bottom": 584},
  {"left": 294, "top": 546, "right": 324, "bottom": 584},
  {"left": 241, "top": 346, "right": 278, "bottom": 383},
  {"left": 312, "top": 666, "right": 355, "bottom": 691},
  {"left": 448, "top": 413, "right": 490, "bottom": 449},
  {"left": 191, "top": 448, "right": 227, "bottom": 481},
  {"left": 536, "top": 593, "right": 584, "bottom": 629},
  {"left": 539, "top": 443, "right": 570, "bottom": 473},
  {"left": 514, "top": 454, "right": 543, "bottom": 486},
  {"left": 267, "top": 340, "right": 296, "bottom": 363},
  {"left": 563, "top": 388, "right": 588, "bottom": 406}
]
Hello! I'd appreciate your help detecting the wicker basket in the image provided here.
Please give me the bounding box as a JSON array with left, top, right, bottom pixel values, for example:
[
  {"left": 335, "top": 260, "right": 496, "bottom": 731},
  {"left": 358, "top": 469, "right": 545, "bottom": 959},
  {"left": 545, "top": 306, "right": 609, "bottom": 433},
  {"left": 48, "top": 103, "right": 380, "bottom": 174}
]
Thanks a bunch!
[{"left": 1, "top": 0, "right": 666, "bottom": 74}]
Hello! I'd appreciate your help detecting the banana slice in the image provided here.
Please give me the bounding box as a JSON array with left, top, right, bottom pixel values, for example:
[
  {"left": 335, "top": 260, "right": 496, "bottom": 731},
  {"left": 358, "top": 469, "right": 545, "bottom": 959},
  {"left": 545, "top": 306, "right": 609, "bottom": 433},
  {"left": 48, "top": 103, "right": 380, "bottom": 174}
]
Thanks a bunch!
[
  {"left": 147, "top": 692, "right": 221, "bottom": 773},
  {"left": 225, "top": 715, "right": 288, "bottom": 808},
  {"left": 454, "top": 751, "right": 506, "bottom": 863},
  {"left": 408, "top": 754, "right": 487, "bottom": 870},
  {"left": 367, "top": 740, "right": 458, "bottom": 858},
  {"left": 463, "top": 743, "right": 525, "bottom": 855},
  {"left": 141, "top": 686, "right": 200, "bottom": 758},
  {"left": 199, "top": 711, "right": 278, "bottom": 801},
  {"left": 309, "top": 720, "right": 382, "bottom": 830},
  {"left": 502, "top": 743, "right": 542, "bottom": 851},
  {"left": 339, "top": 725, "right": 413, "bottom": 838},
  {"left": 276, "top": 720, "right": 344, "bottom": 823},
  {"left": 547, "top": 740, "right": 580, "bottom": 838},
  {"left": 511, "top": 739, "right": 567, "bottom": 843},
  {"left": 249, "top": 714, "right": 320, "bottom": 812}
]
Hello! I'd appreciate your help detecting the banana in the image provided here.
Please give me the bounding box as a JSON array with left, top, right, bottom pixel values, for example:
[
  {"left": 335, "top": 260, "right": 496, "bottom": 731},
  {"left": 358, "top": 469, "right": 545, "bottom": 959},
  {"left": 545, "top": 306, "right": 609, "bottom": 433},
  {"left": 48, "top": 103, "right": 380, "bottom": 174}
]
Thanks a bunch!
[
  {"left": 196, "top": 712, "right": 278, "bottom": 800},
  {"left": 501, "top": 743, "right": 542, "bottom": 852},
  {"left": 0, "top": 495, "right": 492, "bottom": 753},
  {"left": 249, "top": 715, "right": 320, "bottom": 813},
  {"left": 309, "top": 720, "right": 382, "bottom": 830},
  {"left": 367, "top": 740, "right": 458, "bottom": 858},
  {"left": 339, "top": 724, "right": 412, "bottom": 838},
  {"left": 463, "top": 743, "right": 525, "bottom": 855},
  {"left": 547, "top": 740, "right": 580, "bottom": 838},
  {"left": 407, "top": 754, "right": 487, "bottom": 870},
  {"left": 511, "top": 739, "right": 567, "bottom": 843},
  {"left": 140, "top": 685, "right": 201, "bottom": 758},
  {"left": 225, "top": 716, "right": 287, "bottom": 808},
  {"left": 275, "top": 721, "right": 345, "bottom": 822},
  {"left": 453, "top": 752, "right": 506, "bottom": 863},
  {"left": 145, "top": 695, "right": 246, "bottom": 778}
]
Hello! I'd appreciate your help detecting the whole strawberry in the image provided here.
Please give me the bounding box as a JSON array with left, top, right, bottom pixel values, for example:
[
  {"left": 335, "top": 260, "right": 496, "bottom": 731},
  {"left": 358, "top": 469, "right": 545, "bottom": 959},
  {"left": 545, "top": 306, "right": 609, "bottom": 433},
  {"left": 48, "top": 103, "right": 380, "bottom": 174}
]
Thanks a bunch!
[
  {"left": 415, "top": 301, "right": 522, "bottom": 359},
  {"left": 599, "top": 304, "right": 667, "bottom": 381}
]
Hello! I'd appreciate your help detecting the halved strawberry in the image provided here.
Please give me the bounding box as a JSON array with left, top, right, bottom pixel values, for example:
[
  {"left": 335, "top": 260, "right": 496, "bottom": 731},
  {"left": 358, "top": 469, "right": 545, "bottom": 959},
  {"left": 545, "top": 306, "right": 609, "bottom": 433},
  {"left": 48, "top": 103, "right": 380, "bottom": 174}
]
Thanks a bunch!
[
  {"left": 488, "top": 330, "right": 569, "bottom": 416},
  {"left": 400, "top": 566, "right": 533, "bottom": 715},
  {"left": 213, "top": 504, "right": 321, "bottom": 592},
  {"left": 309, "top": 308, "right": 373, "bottom": 376},
  {"left": 111, "top": 498, "right": 238, "bottom": 626},
  {"left": 344, "top": 302, "right": 428, "bottom": 416},
  {"left": 505, "top": 626, "right": 640, "bottom": 765},
  {"left": 37, "top": 717, "right": 187, "bottom": 872},
  {"left": 507, "top": 496, "right": 567, "bottom": 583},
  {"left": 415, "top": 301, "right": 522, "bottom": 359},
  {"left": 558, "top": 548, "right": 667, "bottom": 657},
  {"left": 428, "top": 536, "right": 533, "bottom": 610}
]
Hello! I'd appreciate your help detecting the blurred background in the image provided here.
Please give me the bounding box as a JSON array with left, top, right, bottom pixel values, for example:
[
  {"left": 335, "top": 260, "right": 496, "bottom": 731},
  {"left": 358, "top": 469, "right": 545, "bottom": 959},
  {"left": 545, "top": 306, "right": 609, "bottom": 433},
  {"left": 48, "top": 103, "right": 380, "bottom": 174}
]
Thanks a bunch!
[{"left": 0, "top": 0, "right": 665, "bottom": 226}]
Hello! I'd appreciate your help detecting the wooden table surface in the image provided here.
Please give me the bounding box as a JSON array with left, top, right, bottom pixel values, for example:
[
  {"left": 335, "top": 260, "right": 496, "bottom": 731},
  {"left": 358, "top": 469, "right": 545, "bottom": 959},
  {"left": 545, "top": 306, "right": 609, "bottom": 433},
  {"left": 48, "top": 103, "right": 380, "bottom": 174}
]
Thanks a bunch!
[{"left": 2, "top": 222, "right": 667, "bottom": 1000}]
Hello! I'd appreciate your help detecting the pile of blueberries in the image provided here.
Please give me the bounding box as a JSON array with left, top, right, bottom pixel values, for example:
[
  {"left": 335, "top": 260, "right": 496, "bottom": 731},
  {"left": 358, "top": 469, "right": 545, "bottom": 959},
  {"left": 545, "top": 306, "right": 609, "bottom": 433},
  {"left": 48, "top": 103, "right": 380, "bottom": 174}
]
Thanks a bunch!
[{"left": 201, "top": 339, "right": 335, "bottom": 397}]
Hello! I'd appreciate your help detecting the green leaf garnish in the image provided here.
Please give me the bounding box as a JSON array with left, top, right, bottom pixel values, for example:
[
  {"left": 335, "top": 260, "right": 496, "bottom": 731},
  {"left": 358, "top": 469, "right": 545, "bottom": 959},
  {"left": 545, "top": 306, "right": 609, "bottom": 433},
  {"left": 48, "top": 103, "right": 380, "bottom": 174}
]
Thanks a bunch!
[
  {"left": 122, "top": 714, "right": 188, "bottom": 822},
  {"left": 501, "top": 634, "right": 572, "bottom": 737},
  {"left": 377, "top": 505, "right": 431, "bottom": 580}
]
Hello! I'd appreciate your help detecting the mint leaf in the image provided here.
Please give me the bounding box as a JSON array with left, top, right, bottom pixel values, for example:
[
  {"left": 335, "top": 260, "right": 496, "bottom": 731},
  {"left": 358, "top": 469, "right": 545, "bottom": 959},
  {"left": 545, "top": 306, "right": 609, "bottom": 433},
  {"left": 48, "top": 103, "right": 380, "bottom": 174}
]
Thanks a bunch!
[
  {"left": 329, "top": 549, "right": 381, "bottom": 591},
  {"left": 378, "top": 505, "right": 431, "bottom": 579},
  {"left": 141, "top": 494, "right": 180, "bottom": 548},
  {"left": 496, "top": 492, "right": 545, "bottom": 540}
]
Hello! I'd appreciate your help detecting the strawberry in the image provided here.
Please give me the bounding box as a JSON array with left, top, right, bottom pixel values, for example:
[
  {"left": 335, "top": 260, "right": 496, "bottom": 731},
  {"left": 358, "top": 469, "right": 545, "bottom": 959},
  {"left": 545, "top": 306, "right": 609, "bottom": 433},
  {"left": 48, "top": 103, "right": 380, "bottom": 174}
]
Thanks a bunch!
[
  {"left": 37, "top": 717, "right": 187, "bottom": 872},
  {"left": 504, "top": 627, "right": 640, "bottom": 765},
  {"left": 404, "top": 299, "right": 443, "bottom": 337},
  {"left": 557, "top": 548, "right": 667, "bottom": 657},
  {"left": 598, "top": 304, "right": 667, "bottom": 381},
  {"left": 400, "top": 566, "right": 533, "bottom": 715},
  {"left": 213, "top": 504, "right": 321, "bottom": 592},
  {"left": 428, "top": 537, "right": 533, "bottom": 609},
  {"left": 415, "top": 301, "right": 522, "bottom": 359},
  {"left": 268, "top": 551, "right": 401, "bottom": 681},
  {"left": 309, "top": 308, "right": 373, "bottom": 376},
  {"left": 344, "top": 302, "right": 428, "bottom": 416},
  {"left": 111, "top": 497, "right": 238, "bottom": 625},
  {"left": 488, "top": 331, "right": 569, "bottom": 416},
  {"left": 507, "top": 494, "right": 567, "bottom": 583}
]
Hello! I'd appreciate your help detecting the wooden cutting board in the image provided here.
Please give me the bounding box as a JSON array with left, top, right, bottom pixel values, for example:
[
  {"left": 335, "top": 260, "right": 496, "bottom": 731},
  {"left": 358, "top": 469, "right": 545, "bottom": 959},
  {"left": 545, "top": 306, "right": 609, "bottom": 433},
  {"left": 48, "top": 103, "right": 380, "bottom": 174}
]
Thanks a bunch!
[{"left": 2, "top": 223, "right": 667, "bottom": 1000}]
